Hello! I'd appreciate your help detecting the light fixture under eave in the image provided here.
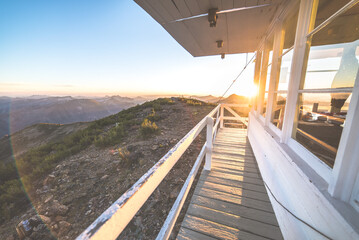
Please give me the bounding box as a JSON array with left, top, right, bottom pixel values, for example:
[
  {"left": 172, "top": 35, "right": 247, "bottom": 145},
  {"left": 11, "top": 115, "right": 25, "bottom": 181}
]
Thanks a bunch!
[
  {"left": 221, "top": 53, "right": 225, "bottom": 59},
  {"left": 208, "top": 8, "right": 218, "bottom": 27},
  {"left": 216, "top": 40, "right": 223, "bottom": 48}
]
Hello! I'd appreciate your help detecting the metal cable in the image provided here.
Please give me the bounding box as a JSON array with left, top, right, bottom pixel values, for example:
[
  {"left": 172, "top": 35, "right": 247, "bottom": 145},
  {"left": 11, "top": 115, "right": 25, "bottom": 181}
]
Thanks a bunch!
[
  {"left": 216, "top": 53, "right": 256, "bottom": 103},
  {"left": 263, "top": 181, "right": 333, "bottom": 240}
]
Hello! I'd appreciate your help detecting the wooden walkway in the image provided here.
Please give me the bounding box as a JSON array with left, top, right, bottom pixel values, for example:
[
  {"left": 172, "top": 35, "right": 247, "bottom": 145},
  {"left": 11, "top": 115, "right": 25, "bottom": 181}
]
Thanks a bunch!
[{"left": 177, "top": 128, "right": 283, "bottom": 240}]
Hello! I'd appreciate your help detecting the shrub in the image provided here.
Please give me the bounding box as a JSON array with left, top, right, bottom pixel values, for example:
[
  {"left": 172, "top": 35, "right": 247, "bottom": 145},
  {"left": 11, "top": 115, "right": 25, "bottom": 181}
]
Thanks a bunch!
[
  {"left": 118, "top": 147, "right": 130, "bottom": 163},
  {"left": 118, "top": 147, "right": 143, "bottom": 167},
  {"left": 186, "top": 99, "right": 202, "bottom": 106},
  {"left": 146, "top": 108, "right": 160, "bottom": 122},
  {"left": 94, "top": 124, "right": 126, "bottom": 148},
  {"left": 140, "top": 119, "right": 159, "bottom": 138}
]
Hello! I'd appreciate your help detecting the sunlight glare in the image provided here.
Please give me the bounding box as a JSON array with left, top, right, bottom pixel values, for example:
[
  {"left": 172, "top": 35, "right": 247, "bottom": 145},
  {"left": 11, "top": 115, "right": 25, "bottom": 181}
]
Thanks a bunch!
[{"left": 237, "top": 81, "right": 258, "bottom": 97}]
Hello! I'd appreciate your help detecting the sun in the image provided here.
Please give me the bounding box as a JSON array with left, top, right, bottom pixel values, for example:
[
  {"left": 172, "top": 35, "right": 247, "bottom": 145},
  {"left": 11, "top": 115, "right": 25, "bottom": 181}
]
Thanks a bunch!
[{"left": 237, "top": 81, "right": 258, "bottom": 97}]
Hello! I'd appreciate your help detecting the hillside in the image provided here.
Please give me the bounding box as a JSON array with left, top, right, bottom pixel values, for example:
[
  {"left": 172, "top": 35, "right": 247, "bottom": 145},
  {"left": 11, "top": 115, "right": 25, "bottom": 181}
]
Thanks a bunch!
[
  {"left": 0, "top": 95, "right": 150, "bottom": 137},
  {"left": 0, "top": 98, "right": 215, "bottom": 240},
  {"left": 0, "top": 122, "right": 90, "bottom": 164}
]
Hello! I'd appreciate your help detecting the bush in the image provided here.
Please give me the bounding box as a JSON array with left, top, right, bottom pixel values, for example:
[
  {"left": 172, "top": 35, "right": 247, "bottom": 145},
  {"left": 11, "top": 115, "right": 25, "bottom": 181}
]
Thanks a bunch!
[
  {"left": 94, "top": 124, "right": 126, "bottom": 148},
  {"left": 118, "top": 147, "right": 144, "bottom": 167},
  {"left": 140, "top": 119, "right": 159, "bottom": 138},
  {"left": 186, "top": 99, "right": 202, "bottom": 106},
  {"left": 146, "top": 108, "right": 160, "bottom": 122}
]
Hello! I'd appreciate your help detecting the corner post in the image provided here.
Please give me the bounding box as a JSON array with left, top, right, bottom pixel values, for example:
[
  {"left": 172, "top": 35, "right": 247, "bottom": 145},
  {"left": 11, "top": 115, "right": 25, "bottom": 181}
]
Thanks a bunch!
[
  {"left": 205, "top": 116, "right": 214, "bottom": 171},
  {"left": 220, "top": 105, "right": 224, "bottom": 128}
]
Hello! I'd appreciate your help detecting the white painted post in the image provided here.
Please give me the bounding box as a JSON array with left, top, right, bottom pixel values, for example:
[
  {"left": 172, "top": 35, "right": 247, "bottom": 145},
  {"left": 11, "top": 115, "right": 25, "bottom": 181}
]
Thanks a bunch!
[
  {"left": 280, "top": 0, "right": 318, "bottom": 143},
  {"left": 205, "top": 116, "right": 214, "bottom": 171},
  {"left": 220, "top": 105, "right": 224, "bottom": 128}
]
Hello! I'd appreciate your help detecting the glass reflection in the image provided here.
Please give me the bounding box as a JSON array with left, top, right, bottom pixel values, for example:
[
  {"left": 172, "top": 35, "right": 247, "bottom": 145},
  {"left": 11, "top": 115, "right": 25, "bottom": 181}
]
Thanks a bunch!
[
  {"left": 271, "top": 94, "right": 287, "bottom": 129},
  {"left": 303, "top": 40, "right": 359, "bottom": 90},
  {"left": 293, "top": 93, "right": 350, "bottom": 167}
]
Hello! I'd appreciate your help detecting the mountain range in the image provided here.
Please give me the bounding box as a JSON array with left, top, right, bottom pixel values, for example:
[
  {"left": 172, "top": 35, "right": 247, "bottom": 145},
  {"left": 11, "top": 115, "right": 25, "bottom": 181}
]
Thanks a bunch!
[{"left": 0, "top": 95, "right": 150, "bottom": 137}]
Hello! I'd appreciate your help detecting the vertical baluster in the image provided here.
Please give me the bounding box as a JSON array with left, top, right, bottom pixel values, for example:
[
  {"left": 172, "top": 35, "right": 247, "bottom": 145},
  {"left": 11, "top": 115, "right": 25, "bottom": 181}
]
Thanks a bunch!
[{"left": 205, "top": 116, "right": 214, "bottom": 170}]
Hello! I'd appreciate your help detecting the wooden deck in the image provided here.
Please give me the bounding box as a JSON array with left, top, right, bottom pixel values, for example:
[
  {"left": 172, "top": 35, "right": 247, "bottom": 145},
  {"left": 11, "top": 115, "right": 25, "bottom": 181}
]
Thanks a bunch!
[{"left": 177, "top": 128, "right": 283, "bottom": 240}]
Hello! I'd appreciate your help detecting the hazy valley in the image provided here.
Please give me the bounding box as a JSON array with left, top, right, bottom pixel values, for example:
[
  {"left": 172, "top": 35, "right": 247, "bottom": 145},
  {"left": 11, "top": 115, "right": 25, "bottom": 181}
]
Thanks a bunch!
[{"left": 0, "top": 95, "right": 151, "bottom": 138}]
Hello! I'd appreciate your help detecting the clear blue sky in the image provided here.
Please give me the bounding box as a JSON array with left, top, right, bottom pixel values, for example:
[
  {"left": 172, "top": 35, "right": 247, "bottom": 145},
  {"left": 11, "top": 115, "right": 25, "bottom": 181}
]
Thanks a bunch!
[{"left": 0, "top": 0, "right": 255, "bottom": 97}]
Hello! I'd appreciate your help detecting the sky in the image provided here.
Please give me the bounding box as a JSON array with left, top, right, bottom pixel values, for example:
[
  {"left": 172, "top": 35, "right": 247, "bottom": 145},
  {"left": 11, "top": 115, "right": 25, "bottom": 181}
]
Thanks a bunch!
[{"left": 0, "top": 0, "right": 255, "bottom": 97}]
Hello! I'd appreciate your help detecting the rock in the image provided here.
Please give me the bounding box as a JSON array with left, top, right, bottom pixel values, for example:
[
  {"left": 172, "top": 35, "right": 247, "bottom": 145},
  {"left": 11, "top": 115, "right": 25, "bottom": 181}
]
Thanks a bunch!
[
  {"left": 50, "top": 223, "right": 59, "bottom": 232},
  {"left": 44, "top": 195, "right": 53, "bottom": 203},
  {"left": 101, "top": 175, "right": 109, "bottom": 180},
  {"left": 39, "top": 215, "right": 51, "bottom": 225},
  {"left": 170, "top": 185, "right": 181, "bottom": 199},
  {"left": 43, "top": 174, "right": 56, "bottom": 186},
  {"left": 55, "top": 215, "right": 66, "bottom": 222},
  {"left": 151, "top": 145, "right": 158, "bottom": 150},
  {"left": 49, "top": 200, "right": 69, "bottom": 216},
  {"left": 58, "top": 221, "right": 72, "bottom": 235}
]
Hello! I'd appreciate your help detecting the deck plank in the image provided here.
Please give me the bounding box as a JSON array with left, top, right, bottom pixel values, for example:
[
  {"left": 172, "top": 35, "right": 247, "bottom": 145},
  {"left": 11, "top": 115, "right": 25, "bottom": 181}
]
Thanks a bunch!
[{"left": 177, "top": 128, "right": 283, "bottom": 240}]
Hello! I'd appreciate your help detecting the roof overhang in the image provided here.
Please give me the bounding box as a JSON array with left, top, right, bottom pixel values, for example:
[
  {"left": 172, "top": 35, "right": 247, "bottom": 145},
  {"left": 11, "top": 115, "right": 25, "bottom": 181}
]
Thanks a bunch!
[{"left": 135, "top": 0, "right": 283, "bottom": 57}]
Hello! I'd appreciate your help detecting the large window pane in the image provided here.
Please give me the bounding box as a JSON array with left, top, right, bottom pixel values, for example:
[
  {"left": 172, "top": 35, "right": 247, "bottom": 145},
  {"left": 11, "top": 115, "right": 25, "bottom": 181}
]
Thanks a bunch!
[
  {"left": 303, "top": 41, "right": 359, "bottom": 90},
  {"left": 293, "top": 93, "right": 350, "bottom": 167},
  {"left": 271, "top": 93, "right": 287, "bottom": 129},
  {"left": 278, "top": 50, "right": 294, "bottom": 91},
  {"left": 293, "top": 4, "right": 359, "bottom": 168}
]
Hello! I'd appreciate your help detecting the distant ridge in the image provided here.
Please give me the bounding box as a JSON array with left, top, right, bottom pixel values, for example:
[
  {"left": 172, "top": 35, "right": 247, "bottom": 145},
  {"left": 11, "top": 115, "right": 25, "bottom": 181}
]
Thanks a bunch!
[
  {"left": 0, "top": 95, "right": 152, "bottom": 137},
  {"left": 220, "top": 94, "right": 250, "bottom": 104},
  {"left": 193, "top": 94, "right": 250, "bottom": 104}
]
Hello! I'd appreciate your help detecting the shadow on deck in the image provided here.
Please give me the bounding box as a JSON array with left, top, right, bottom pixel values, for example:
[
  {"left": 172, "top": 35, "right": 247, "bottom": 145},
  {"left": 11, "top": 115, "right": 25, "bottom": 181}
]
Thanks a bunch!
[{"left": 177, "top": 128, "right": 283, "bottom": 240}]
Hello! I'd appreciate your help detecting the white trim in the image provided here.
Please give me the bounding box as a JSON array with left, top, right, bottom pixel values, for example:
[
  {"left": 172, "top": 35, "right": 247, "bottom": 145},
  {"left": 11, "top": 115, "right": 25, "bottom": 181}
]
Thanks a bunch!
[
  {"left": 268, "top": 122, "right": 283, "bottom": 138},
  {"left": 281, "top": 0, "right": 318, "bottom": 144},
  {"left": 288, "top": 138, "right": 331, "bottom": 183},
  {"left": 266, "top": 23, "right": 285, "bottom": 127},
  {"left": 298, "top": 87, "right": 353, "bottom": 93},
  {"left": 258, "top": 41, "right": 271, "bottom": 116},
  {"left": 329, "top": 68, "right": 359, "bottom": 202},
  {"left": 248, "top": 113, "right": 359, "bottom": 239}
]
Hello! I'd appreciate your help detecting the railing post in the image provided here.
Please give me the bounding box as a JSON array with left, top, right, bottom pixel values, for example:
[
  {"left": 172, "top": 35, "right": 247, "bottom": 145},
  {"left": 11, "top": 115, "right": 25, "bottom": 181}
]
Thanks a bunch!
[
  {"left": 220, "top": 105, "right": 224, "bottom": 128},
  {"left": 205, "top": 116, "right": 214, "bottom": 171}
]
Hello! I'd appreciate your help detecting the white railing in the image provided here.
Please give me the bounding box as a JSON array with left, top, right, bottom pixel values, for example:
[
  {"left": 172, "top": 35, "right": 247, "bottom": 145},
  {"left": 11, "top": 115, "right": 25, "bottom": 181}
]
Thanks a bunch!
[{"left": 76, "top": 103, "right": 247, "bottom": 240}]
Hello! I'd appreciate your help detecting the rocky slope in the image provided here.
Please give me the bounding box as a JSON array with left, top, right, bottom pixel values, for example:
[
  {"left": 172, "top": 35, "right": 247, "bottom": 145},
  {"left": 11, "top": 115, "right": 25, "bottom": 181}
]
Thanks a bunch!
[{"left": 0, "top": 98, "right": 215, "bottom": 240}]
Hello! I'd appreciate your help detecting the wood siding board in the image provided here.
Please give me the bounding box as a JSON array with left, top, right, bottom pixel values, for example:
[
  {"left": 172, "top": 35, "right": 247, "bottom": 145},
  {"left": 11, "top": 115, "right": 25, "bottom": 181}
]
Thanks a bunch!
[
  {"left": 194, "top": 187, "right": 274, "bottom": 212},
  {"left": 177, "top": 227, "right": 218, "bottom": 240},
  {"left": 192, "top": 195, "right": 279, "bottom": 226},
  {"left": 196, "top": 180, "right": 270, "bottom": 201},
  {"left": 187, "top": 204, "right": 283, "bottom": 239},
  {"left": 200, "top": 175, "right": 267, "bottom": 193},
  {"left": 181, "top": 215, "right": 269, "bottom": 240}
]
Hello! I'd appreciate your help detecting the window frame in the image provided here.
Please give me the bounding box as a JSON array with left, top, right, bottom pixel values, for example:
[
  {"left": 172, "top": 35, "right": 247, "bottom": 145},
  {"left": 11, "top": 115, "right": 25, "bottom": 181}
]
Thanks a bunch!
[{"left": 280, "top": 0, "right": 359, "bottom": 204}]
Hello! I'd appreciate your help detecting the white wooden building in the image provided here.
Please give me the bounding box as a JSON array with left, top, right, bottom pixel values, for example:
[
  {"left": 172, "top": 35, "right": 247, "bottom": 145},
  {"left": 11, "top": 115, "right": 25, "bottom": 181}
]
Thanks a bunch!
[{"left": 77, "top": 0, "right": 359, "bottom": 239}]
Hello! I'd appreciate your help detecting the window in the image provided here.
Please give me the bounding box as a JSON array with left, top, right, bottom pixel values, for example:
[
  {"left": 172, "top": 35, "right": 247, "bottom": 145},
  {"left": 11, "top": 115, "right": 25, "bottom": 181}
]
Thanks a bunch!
[
  {"left": 253, "top": 51, "right": 262, "bottom": 112},
  {"left": 260, "top": 37, "right": 274, "bottom": 117},
  {"left": 271, "top": 8, "right": 299, "bottom": 129},
  {"left": 292, "top": 3, "right": 359, "bottom": 168}
]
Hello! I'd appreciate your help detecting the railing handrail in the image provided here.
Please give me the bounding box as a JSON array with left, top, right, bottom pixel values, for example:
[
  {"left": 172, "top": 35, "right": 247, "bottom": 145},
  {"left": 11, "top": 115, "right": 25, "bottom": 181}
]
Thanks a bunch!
[
  {"left": 77, "top": 103, "right": 249, "bottom": 240},
  {"left": 76, "top": 104, "right": 220, "bottom": 240}
]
